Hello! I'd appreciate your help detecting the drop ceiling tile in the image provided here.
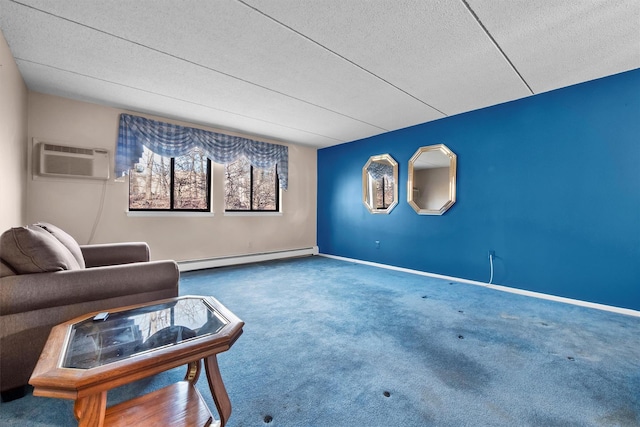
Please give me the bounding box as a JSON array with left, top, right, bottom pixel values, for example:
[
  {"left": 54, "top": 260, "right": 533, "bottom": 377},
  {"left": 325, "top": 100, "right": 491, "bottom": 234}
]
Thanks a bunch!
[
  {"left": 467, "top": 0, "right": 640, "bottom": 94},
  {"left": 243, "top": 0, "right": 532, "bottom": 116},
  {"left": 2, "top": 0, "right": 637, "bottom": 149},
  {"left": 17, "top": 60, "right": 340, "bottom": 147},
  {"left": 2, "top": 1, "right": 385, "bottom": 144},
  {"left": 6, "top": 0, "right": 443, "bottom": 132}
]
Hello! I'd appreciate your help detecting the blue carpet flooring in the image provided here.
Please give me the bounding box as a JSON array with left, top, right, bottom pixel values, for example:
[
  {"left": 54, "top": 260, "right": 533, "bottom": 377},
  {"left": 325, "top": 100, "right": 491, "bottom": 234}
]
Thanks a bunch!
[{"left": 1, "top": 256, "right": 639, "bottom": 426}]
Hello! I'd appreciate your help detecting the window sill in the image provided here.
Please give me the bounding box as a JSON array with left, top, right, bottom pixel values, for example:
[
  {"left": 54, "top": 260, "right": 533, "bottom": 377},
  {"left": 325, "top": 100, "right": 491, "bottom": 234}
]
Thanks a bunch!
[
  {"left": 223, "top": 211, "right": 282, "bottom": 217},
  {"left": 126, "top": 211, "right": 215, "bottom": 217}
]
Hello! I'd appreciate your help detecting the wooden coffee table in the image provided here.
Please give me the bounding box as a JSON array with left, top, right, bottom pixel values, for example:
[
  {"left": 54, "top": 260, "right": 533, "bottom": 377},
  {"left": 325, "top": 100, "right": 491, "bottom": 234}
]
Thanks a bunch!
[{"left": 29, "top": 295, "right": 244, "bottom": 427}]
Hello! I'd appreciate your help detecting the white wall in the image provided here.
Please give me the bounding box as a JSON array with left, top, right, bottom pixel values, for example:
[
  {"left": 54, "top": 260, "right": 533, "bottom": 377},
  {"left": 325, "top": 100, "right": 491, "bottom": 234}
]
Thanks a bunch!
[
  {"left": 27, "top": 92, "right": 317, "bottom": 262},
  {"left": 0, "top": 30, "right": 28, "bottom": 231}
]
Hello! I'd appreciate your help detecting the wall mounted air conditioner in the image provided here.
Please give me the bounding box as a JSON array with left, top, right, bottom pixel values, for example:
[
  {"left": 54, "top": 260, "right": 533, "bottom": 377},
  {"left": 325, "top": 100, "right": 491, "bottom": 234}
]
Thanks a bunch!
[{"left": 37, "top": 142, "right": 110, "bottom": 180}]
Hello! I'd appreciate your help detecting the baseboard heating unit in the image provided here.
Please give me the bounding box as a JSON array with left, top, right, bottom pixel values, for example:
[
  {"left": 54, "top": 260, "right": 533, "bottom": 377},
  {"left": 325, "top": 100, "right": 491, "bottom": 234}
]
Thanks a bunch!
[{"left": 178, "top": 247, "right": 319, "bottom": 272}]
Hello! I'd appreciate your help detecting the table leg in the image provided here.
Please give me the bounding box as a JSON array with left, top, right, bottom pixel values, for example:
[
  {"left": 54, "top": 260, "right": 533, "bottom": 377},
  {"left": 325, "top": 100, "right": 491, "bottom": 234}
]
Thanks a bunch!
[
  {"left": 74, "top": 391, "right": 107, "bottom": 427},
  {"left": 204, "top": 355, "right": 231, "bottom": 427}
]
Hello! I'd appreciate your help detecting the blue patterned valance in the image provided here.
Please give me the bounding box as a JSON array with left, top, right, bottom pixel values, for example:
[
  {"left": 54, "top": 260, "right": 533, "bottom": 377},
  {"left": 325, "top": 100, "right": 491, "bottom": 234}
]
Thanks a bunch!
[{"left": 116, "top": 114, "right": 288, "bottom": 189}]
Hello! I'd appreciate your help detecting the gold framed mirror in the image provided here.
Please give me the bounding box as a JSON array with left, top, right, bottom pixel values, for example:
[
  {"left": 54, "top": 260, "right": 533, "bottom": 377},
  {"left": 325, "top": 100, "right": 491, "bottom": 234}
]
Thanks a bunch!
[
  {"left": 362, "top": 154, "right": 398, "bottom": 214},
  {"left": 408, "top": 144, "right": 457, "bottom": 215}
]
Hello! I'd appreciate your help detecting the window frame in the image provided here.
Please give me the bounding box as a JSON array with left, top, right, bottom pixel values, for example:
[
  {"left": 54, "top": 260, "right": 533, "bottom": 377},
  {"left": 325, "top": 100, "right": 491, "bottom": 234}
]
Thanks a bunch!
[
  {"left": 224, "top": 162, "right": 280, "bottom": 213},
  {"left": 128, "top": 150, "right": 212, "bottom": 212}
]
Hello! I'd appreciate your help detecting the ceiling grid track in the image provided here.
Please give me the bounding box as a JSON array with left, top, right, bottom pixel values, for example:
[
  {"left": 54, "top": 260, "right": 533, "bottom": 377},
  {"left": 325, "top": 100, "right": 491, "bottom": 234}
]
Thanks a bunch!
[
  {"left": 9, "top": 0, "right": 388, "bottom": 134},
  {"left": 460, "top": 0, "right": 534, "bottom": 95}
]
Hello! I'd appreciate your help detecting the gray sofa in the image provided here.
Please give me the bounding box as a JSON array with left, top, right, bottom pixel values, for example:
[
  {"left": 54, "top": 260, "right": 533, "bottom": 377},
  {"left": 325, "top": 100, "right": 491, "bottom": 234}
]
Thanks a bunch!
[{"left": 0, "top": 223, "right": 180, "bottom": 399}]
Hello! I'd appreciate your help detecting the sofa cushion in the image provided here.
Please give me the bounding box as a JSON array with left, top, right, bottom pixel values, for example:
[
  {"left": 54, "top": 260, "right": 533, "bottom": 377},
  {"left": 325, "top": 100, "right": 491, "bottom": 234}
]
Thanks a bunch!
[
  {"left": 35, "top": 222, "right": 85, "bottom": 269},
  {"left": 0, "top": 259, "right": 16, "bottom": 277},
  {"left": 0, "top": 226, "right": 81, "bottom": 274}
]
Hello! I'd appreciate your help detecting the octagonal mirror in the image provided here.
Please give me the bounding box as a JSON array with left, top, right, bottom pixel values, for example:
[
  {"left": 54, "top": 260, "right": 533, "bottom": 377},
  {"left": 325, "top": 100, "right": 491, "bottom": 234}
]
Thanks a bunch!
[
  {"left": 363, "top": 154, "right": 398, "bottom": 214},
  {"left": 408, "top": 144, "right": 457, "bottom": 215}
]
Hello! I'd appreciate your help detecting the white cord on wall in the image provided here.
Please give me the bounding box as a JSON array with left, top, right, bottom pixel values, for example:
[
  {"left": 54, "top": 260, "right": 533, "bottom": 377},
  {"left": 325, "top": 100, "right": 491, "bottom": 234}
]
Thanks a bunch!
[
  {"left": 488, "top": 253, "right": 494, "bottom": 285},
  {"left": 87, "top": 180, "right": 108, "bottom": 244}
]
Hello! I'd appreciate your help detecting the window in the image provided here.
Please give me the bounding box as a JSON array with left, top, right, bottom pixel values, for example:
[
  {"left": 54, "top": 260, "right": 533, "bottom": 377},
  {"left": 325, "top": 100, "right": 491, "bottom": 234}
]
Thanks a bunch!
[
  {"left": 129, "top": 146, "right": 211, "bottom": 211},
  {"left": 225, "top": 157, "right": 279, "bottom": 211}
]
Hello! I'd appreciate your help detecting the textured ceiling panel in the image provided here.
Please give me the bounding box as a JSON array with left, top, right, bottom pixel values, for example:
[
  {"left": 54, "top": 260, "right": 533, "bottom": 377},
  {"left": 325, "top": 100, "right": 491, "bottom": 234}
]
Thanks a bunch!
[
  {"left": 468, "top": 0, "right": 640, "bottom": 94},
  {"left": 1, "top": 0, "right": 637, "bottom": 148},
  {"left": 11, "top": 0, "right": 444, "bottom": 131},
  {"left": 242, "top": 0, "right": 532, "bottom": 115},
  {"left": 1, "top": 1, "right": 386, "bottom": 145},
  {"left": 18, "top": 60, "right": 342, "bottom": 147}
]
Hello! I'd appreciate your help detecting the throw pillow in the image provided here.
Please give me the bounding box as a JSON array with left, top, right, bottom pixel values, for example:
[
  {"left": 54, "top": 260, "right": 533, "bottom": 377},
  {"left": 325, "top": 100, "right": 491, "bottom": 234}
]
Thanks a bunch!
[
  {"left": 0, "top": 225, "right": 81, "bottom": 274},
  {"left": 35, "top": 222, "right": 86, "bottom": 269}
]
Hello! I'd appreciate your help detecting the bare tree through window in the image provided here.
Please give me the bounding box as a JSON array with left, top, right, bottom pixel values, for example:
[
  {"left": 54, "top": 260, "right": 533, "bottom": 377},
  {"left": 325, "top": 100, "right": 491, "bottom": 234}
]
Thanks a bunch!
[
  {"left": 374, "top": 177, "right": 394, "bottom": 209},
  {"left": 225, "top": 157, "right": 278, "bottom": 211},
  {"left": 174, "top": 149, "right": 208, "bottom": 209},
  {"left": 129, "top": 147, "right": 210, "bottom": 211}
]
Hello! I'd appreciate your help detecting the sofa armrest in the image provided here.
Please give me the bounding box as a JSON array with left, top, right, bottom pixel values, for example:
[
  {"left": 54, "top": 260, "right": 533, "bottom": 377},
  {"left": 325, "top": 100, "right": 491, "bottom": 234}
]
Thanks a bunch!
[
  {"left": 80, "top": 242, "right": 150, "bottom": 267},
  {"left": 0, "top": 260, "right": 179, "bottom": 316}
]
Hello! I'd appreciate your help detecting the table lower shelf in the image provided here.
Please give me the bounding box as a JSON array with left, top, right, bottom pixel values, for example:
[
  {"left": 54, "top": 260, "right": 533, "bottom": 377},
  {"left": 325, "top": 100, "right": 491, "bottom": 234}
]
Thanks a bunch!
[{"left": 103, "top": 381, "right": 216, "bottom": 427}]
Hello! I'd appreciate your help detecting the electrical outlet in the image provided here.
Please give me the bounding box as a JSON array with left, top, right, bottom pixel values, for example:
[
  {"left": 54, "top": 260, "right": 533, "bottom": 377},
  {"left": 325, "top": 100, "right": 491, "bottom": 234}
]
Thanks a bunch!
[{"left": 488, "top": 250, "right": 495, "bottom": 259}]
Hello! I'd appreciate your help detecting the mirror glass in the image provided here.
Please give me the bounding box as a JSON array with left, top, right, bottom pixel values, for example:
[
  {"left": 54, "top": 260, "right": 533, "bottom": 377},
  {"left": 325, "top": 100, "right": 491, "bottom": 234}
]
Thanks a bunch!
[
  {"left": 408, "top": 144, "right": 457, "bottom": 215},
  {"left": 362, "top": 154, "right": 398, "bottom": 214}
]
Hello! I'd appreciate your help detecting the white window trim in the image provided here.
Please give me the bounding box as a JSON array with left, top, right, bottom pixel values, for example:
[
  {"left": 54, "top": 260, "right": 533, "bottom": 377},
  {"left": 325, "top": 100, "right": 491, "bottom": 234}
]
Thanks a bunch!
[
  {"left": 126, "top": 211, "right": 215, "bottom": 217},
  {"left": 223, "top": 211, "right": 282, "bottom": 217}
]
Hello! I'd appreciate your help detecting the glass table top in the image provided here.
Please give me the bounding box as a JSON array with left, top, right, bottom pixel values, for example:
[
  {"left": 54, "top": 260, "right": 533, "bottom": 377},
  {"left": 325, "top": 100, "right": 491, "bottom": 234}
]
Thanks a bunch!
[{"left": 63, "top": 297, "right": 228, "bottom": 369}]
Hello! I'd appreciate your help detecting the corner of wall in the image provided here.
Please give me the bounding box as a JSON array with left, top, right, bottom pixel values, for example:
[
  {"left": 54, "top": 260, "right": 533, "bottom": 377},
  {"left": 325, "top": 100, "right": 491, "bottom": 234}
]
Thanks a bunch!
[{"left": 0, "top": 29, "right": 28, "bottom": 230}]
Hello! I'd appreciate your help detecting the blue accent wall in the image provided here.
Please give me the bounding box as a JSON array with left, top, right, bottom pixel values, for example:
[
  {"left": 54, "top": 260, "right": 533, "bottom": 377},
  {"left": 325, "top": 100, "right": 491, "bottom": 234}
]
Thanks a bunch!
[{"left": 317, "top": 69, "right": 640, "bottom": 311}]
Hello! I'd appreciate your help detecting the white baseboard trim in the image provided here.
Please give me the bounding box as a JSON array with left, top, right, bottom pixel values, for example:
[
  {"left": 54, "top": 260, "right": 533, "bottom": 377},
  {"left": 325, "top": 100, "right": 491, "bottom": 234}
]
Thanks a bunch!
[
  {"left": 319, "top": 253, "right": 640, "bottom": 318},
  {"left": 178, "top": 246, "right": 319, "bottom": 272}
]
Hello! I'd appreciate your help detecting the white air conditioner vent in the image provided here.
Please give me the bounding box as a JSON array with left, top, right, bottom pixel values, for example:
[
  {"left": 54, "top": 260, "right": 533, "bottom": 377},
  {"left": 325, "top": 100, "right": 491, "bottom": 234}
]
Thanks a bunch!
[
  {"left": 43, "top": 143, "right": 95, "bottom": 156},
  {"left": 37, "top": 142, "right": 110, "bottom": 180}
]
